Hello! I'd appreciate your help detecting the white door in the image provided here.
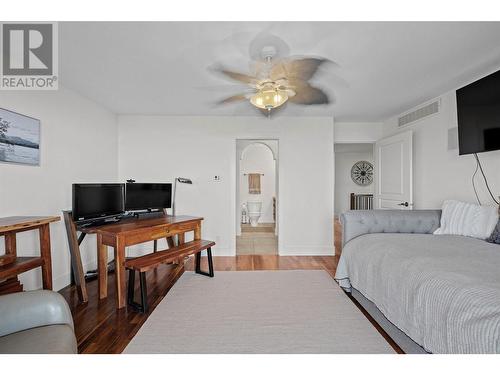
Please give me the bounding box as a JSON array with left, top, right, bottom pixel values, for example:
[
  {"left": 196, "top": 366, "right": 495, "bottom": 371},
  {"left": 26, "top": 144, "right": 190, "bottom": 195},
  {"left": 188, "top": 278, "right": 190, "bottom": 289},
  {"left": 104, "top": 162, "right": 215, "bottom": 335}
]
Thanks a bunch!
[{"left": 374, "top": 130, "right": 413, "bottom": 209}]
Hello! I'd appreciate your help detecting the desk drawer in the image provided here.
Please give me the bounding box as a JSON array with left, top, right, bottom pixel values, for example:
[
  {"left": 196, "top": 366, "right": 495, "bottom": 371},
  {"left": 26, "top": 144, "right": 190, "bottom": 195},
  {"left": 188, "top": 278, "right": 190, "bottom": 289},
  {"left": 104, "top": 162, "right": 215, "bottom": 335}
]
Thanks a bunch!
[
  {"left": 150, "top": 227, "right": 176, "bottom": 239},
  {"left": 126, "top": 222, "right": 198, "bottom": 246}
]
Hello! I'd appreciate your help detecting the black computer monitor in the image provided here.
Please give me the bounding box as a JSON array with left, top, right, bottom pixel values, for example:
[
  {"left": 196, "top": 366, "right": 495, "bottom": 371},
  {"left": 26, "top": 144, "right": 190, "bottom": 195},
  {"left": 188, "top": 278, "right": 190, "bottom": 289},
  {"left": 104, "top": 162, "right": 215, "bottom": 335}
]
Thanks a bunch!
[
  {"left": 72, "top": 183, "right": 125, "bottom": 222},
  {"left": 125, "top": 183, "right": 172, "bottom": 211}
]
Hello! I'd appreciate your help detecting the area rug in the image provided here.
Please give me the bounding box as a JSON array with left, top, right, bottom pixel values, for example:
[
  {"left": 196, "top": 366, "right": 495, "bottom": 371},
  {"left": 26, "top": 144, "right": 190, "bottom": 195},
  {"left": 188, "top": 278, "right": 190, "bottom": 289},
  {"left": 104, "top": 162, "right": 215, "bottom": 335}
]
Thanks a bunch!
[{"left": 124, "top": 270, "right": 394, "bottom": 353}]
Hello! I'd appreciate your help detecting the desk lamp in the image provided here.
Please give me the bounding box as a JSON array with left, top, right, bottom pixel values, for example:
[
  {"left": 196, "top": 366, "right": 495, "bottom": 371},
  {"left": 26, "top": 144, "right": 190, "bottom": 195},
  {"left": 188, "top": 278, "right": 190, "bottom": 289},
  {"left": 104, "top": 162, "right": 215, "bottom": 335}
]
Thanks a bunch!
[{"left": 172, "top": 177, "right": 192, "bottom": 217}]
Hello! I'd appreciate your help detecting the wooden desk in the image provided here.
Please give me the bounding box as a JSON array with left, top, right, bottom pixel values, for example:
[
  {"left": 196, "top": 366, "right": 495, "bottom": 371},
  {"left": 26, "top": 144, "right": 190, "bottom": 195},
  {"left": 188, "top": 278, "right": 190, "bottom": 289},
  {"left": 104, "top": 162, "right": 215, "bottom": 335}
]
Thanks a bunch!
[
  {"left": 0, "top": 216, "right": 60, "bottom": 294},
  {"left": 93, "top": 215, "right": 203, "bottom": 309}
]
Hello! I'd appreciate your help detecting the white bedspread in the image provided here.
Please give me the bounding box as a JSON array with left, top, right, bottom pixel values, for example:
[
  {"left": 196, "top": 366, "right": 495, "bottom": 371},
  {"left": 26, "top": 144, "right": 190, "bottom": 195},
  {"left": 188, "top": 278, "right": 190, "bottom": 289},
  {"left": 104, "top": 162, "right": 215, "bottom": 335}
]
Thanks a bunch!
[{"left": 335, "top": 233, "right": 500, "bottom": 353}]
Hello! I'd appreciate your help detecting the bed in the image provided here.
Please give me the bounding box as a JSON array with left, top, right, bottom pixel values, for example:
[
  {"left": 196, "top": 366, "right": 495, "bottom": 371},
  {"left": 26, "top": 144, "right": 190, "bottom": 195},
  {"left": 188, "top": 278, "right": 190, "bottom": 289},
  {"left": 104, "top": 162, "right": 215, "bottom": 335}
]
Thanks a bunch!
[{"left": 335, "top": 210, "right": 500, "bottom": 354}]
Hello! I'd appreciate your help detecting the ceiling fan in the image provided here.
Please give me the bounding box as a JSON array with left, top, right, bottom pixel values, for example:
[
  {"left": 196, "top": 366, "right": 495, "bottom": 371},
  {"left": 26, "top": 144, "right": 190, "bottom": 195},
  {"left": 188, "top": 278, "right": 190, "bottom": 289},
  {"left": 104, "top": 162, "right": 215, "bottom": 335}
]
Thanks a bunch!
[{"left": 211, "top": 38, "right": 332, "bottom": 116}]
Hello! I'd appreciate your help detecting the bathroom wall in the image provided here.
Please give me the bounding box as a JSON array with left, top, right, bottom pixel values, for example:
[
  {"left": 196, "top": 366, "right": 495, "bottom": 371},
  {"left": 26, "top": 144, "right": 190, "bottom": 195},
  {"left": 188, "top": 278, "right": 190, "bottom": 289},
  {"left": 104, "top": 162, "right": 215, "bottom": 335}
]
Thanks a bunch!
[{"left": 239, "top": 143, "right": 276, "bottom": 223}]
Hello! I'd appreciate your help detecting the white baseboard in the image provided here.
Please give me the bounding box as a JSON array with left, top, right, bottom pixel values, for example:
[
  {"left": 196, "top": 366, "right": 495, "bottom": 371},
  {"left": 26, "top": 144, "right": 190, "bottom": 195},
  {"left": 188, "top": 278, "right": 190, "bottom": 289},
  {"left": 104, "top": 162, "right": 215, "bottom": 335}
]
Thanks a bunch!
[
  {"left": 209, "top": 247, "right": 236, "bottom": 256},
  {"left": 53, "top": 273, "right": 71, "bottom": 292},
  {"left": 53, "top": 260, "right": 97, "bottom": 292},
  {"left": 210, "top": 246, "right": 334, "bottom": 257},
  {"left": 279, "top": 245, "right": 334, "bottom": 256}
]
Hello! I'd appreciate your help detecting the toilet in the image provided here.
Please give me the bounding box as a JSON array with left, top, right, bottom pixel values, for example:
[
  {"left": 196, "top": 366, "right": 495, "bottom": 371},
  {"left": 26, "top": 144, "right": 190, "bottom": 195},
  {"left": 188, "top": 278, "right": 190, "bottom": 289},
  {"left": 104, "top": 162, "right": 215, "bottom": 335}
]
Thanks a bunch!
[{"left": 247, "top": 201, "right": 262, "bottom": 227}]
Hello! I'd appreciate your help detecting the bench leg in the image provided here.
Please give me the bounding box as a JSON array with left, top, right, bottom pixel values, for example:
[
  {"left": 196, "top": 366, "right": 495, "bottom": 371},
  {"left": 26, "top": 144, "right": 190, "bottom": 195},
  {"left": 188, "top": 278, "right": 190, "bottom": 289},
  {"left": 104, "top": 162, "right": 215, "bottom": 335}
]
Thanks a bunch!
[
  {"left": 195, "top": 252, "right": 201, "bottom": 273},
  {"left": 127, "top": 269, "right": 135, "bottom": 307},
  {"left": 140, "top": 272, "right": 148, "bottom": 313},
  {"left": 195, "top": 248, "right": 214, "bottom": 278},
  {"left": 207, "top": 248, "right": 214, "bottom": 277},
  {"left": 127, "top": 269, "right": 148, "bottom": 313}
]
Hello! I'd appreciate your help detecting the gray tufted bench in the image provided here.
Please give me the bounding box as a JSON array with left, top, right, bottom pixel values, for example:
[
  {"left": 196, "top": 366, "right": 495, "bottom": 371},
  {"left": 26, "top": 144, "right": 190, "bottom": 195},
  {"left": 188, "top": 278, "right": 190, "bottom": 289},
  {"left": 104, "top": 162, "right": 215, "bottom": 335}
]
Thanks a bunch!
[{"left": 341, "top": 209, "right": 442, "bottom": 247}]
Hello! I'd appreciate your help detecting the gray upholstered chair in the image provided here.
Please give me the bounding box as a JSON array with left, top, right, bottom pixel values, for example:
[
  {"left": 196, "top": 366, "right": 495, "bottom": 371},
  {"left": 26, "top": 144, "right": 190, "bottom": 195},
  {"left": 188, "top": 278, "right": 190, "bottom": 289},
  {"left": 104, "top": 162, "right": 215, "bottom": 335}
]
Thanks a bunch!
[{"left": 0, "top": 290, "right": 77, "bottom": 354}]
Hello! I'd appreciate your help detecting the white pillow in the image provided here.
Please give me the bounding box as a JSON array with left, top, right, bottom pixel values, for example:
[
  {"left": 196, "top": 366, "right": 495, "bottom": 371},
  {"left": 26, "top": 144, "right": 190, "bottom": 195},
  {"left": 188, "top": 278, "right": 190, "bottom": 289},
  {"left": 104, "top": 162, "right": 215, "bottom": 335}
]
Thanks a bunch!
[{"left": 434, "top": 200, "right": 499, "bottom": 240}]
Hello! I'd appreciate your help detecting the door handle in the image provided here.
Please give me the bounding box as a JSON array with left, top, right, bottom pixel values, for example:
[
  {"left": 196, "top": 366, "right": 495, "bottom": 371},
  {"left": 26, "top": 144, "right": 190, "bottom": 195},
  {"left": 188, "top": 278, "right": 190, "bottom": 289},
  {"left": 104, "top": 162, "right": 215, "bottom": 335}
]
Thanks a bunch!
[{"left": 398, "top": 202, "right": 409, "bottom": 207}]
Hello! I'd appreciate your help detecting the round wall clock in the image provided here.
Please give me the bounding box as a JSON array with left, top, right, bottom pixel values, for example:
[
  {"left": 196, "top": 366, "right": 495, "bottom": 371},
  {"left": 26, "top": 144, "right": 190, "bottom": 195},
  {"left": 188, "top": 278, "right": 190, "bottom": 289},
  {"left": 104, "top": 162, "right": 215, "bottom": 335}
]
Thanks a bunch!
[{"left": 351, "top": 161, "right": 373, "bottom": 186}]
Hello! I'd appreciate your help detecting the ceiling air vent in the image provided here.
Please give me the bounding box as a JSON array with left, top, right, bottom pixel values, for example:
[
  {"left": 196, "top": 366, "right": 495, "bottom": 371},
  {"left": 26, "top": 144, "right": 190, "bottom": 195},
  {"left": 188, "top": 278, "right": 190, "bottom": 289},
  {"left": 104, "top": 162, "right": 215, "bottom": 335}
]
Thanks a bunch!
[{"left": 398, "top": 100, "right": 440, "bottom": 127}]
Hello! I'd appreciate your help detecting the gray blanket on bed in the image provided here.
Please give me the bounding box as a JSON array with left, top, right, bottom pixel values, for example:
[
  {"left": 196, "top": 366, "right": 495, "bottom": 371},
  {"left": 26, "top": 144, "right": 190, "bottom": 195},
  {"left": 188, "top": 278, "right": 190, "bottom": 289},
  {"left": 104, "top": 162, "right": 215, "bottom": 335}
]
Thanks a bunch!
[{"left": 335, "top": 233, "right": 500, "bottom": 353}]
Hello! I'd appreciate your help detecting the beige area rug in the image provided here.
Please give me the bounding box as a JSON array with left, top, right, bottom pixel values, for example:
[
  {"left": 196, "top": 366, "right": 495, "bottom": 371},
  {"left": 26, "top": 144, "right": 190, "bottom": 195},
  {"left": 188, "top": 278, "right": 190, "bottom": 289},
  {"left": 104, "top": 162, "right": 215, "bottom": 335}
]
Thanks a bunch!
[{"left": 124, "top": 270, "right": 394, "bottom": 354}]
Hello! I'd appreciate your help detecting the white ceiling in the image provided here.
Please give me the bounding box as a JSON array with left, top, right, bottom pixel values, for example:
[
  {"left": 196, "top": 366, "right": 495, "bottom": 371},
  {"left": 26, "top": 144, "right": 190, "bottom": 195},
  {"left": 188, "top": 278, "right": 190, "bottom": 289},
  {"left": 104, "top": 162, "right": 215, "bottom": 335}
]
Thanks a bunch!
[{"left": 59, "top": 22, "right": 500, "bottom": 121}]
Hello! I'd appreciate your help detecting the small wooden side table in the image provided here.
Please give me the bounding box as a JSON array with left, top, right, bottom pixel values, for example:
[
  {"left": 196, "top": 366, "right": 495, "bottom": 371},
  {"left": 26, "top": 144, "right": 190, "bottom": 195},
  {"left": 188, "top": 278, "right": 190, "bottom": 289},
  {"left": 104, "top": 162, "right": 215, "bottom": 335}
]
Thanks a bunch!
[{"left": 0, "top": 216, "right": 60, "bottom": 294}]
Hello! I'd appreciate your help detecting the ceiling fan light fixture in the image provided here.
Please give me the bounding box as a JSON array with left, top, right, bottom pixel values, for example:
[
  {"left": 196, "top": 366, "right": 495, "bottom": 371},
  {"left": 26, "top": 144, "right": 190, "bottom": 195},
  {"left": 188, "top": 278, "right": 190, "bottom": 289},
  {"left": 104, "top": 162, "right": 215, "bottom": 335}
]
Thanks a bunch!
[{"left": 250, "top": 85, "right": 288, "bottom": 110}]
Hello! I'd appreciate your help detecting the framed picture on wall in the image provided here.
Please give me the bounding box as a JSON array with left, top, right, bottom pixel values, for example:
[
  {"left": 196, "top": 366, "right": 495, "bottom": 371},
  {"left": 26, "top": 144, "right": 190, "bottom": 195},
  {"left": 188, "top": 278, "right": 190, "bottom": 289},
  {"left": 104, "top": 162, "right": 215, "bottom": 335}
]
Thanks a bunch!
[{"left": 0, "top": 108, "right": 40, "bottom": 166}]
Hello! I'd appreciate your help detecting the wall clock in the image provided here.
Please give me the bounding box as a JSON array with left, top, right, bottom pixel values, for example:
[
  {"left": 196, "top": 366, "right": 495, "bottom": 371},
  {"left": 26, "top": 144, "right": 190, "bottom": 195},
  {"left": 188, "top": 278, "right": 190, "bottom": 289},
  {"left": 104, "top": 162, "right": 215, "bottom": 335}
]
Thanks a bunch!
[{"left": 351, "top": 161, "right": 373, "bottom": 186}]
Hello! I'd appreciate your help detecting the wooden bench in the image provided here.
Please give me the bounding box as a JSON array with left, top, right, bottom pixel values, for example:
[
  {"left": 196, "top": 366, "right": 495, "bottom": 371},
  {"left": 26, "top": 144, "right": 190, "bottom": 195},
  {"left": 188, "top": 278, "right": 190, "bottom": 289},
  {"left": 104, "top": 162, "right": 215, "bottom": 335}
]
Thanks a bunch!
[{"left": 125, "top": 239, "right": 215, "bottom": 312}]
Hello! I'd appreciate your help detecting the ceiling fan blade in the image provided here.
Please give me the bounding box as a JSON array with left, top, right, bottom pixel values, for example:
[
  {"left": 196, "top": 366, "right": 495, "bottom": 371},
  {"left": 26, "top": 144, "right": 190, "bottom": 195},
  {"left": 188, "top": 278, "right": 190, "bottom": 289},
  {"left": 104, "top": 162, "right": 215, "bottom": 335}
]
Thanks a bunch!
[
  {"left": 210, "top": 65, "right": 258, "bottom": 85},
  {"left": 271, "top": 57, "right": 328, "bottom": 82},
  {"left": 288, "top": 83, "right": 329, "bottom": 105},
  {"left": 216, "top": 93, "right": 249, "bottom": 105}
]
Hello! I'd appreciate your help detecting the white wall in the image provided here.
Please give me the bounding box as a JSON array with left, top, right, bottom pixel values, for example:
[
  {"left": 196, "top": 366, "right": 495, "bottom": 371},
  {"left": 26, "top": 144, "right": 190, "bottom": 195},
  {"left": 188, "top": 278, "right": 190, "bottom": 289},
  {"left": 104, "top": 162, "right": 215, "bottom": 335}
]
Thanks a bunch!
[
  {"left": 118, "top": 116, "right": 334, "bottom": 256},
  {"left": 334, "top": 122, "right": 383, "bottom": 143},
  {"left": 334, "top": 146, "right": 374, "bottom": 215},
  {"left": 383, "top": 91, "right": 500, "bottom": 209},
  {"left": 0, "top": 86, "right": 118, "bottom": 291},
  {"left": 239, "top": 143, "right": 276, "bottom": 223}
]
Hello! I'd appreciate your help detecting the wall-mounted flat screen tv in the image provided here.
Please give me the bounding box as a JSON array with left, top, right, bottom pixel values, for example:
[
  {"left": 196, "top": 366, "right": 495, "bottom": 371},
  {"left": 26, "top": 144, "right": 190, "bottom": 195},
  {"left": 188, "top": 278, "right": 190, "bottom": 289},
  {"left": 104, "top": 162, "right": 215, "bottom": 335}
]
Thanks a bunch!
[
  {"left": 125, "top": 183, "right": 172, "bottom": 211},
  {"left": 72, "top": 183, "right": 125, "bottom": 222},
  {"left": 456, "top": 69, "right": 500, "bottom": 155}
]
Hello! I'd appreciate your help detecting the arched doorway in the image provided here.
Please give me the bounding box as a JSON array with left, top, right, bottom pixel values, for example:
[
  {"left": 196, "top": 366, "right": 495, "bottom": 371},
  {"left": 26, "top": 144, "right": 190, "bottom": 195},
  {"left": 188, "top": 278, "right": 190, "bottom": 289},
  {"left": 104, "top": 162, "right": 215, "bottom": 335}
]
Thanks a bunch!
[{"left": 236, "top": 140, "right": 278, "bottom": 255}]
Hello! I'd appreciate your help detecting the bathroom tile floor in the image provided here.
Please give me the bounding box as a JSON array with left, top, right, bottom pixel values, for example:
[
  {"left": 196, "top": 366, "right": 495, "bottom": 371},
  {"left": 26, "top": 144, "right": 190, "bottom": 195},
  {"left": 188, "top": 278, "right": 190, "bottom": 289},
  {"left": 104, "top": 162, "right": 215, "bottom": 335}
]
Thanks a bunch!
[{"left": 236, "top": 223, "right": 278, "bottom": 255}]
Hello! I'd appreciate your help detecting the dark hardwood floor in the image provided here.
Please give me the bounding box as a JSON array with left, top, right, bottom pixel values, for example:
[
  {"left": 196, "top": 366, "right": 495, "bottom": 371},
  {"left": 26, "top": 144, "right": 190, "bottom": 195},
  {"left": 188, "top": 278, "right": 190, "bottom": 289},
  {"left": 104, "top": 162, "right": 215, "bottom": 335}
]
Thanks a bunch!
[
  {"left": 334, "top": 216, "right": 342, "bottom": 255},
  {"left": 59, "top": 255, "right": 402, "bottom": 354}
]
